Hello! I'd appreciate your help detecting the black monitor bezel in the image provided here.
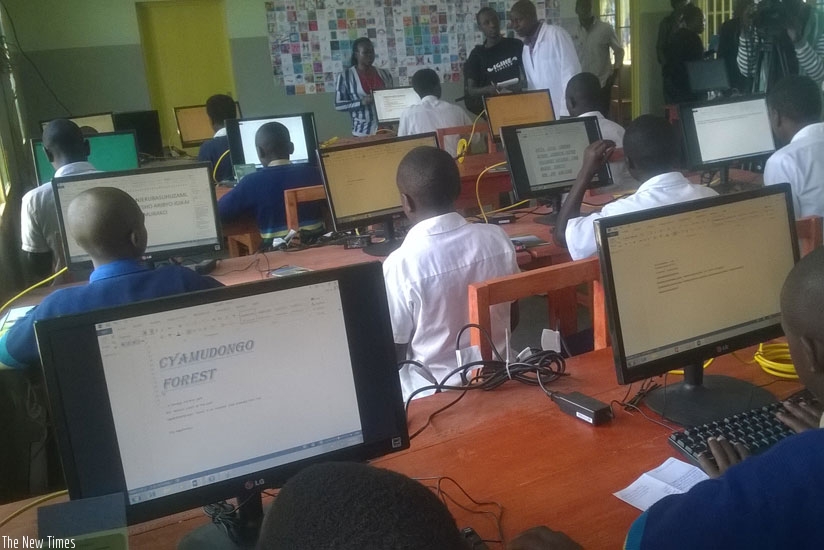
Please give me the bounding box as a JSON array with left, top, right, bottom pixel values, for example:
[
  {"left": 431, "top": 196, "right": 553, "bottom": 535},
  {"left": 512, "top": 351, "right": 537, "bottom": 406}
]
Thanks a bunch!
[
  {"left": 317, "top": 133, "right": 438, "bottom": 232},
  {"left": 30, "top": 130, "right": 140, "bottom": 186},
  {"left": 34, "top": 261, "right": 409, "bottom": 525},
  {"left": 373, "top": 86, "right": 419, "bottom": 123},
  {"left": 225, "top": 112, "right": 319, "bottom": 168},
  {"left": 174, "top": 102, "right": 243, "bottom": 148},
  {"left": 502, "top": 116, "right": 612, "bottom": 201},
  {"left": 686, "top": 58, "right": 731, "bottom": 94},
  {"left": 483, "top": 89, "right": 555, "bottom": 139},
  {"left": 679, "top": 94, "right": 776, "bottom": 171},
  {"left": 113, "top": 110, "right": 164, "bottom": 159},
  {"left": 39, "top": 111, "right": 116, "bottom": 135},
  {"left": 52, "top": 162, "right": 223, "bottom": 271},
  {"left": 595, "top": 184, "right": 799, "bottom": 385}
]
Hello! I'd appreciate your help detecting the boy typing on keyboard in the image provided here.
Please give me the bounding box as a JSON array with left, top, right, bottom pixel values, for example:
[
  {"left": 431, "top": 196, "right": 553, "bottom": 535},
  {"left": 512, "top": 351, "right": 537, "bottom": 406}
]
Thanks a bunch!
[{"left": 625, "top": 248, "right": 824, "bottom": 550}]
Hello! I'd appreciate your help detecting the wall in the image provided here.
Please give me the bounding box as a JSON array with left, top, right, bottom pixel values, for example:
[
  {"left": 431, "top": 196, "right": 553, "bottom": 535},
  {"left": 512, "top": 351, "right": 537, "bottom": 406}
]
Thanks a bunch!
[{"left": 636, "top": 0, "right": 671, "bottom": 117}]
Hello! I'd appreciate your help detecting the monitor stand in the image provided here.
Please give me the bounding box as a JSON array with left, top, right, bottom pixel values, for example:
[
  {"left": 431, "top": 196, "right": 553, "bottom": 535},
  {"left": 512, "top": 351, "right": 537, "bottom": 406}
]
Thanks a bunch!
[
  {"left": 178, "top": 490, "right": 264, "bottom": 550},
  {"left": 533, "top": 196, "right": 562, "bottom": 226},
  {"left": 364, "top": 218, "right": 402, "bottom": 257},
  {"left": 644, "top": 362, "right": 776, "bottom": 427}
]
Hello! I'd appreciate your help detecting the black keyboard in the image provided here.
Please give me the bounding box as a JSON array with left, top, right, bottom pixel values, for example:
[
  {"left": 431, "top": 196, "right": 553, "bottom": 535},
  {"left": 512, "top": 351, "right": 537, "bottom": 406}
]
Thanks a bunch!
[{"left": 669, "top": 389, "right": 817, "bottom": 466}]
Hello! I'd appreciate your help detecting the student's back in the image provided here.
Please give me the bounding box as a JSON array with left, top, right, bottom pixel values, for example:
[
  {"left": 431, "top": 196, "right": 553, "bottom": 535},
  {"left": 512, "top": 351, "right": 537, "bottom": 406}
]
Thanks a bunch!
[{"left": 197, "top": 94, "right": 237, "bottom": 183}]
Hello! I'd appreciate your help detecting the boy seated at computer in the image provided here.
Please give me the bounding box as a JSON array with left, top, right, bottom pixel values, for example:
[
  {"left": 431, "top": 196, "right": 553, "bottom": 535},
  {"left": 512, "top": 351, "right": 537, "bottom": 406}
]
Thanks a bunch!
[
  {"left": 382, "top": 146, "right": 520, "bottom": 401},
  {"left": 398, "top": 68, "right": 475, "bottom": 158},
  {"left": 198, "top": 94, "right": 236, "bottom": 183},
  {"left": 0, "top": 187, "right": 222, "bottom": 368},
  {"left": 218, "top": 122, "right": 324, "bottom": 246},
  {"left": 764, "top": 75, "right": 824, "bottom": 223},
  {"left": 553, "top": 115, "right": 718, "bottom": 260}
]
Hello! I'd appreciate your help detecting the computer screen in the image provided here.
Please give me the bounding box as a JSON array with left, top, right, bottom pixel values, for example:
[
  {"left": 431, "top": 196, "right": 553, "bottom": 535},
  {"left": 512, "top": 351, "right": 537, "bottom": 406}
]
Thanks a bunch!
[
  {"left": 680, "top": 95, "right": 775, "bottom": 170},
  {"left": 31, "top": 131, "right": 140, "bottom": 185},
  {"left": 595, "top": 184, "right": 799, "bottom": 425},
  {"left": 35, "top": 262, "right": 408, "bottom": 538},
  {"left": 113, "top": 110, "right": 164, "bottom": 158},
  {"left": 174, "top": 102, "right": 241, "bottom": 148},
  {"left": 225, "top": 113, "right": 318, "bottom": 168},
  {"left": 484, "top": 90, "right": 555, "bottom": 139},
  {"left": 687, "top": 59, "right": 731, "bottom": 94},
  {"left": 52, "top": 163, "right": 222, "bottom": 269},
  {"left": 40, "top": 112, "right": 115, "bottom": 134},
  {"left": 373, "top": 87, "right": 421, "bottom": 123},
  {"left": 502, "top": 117, "right": 612, "bottom": 201}
]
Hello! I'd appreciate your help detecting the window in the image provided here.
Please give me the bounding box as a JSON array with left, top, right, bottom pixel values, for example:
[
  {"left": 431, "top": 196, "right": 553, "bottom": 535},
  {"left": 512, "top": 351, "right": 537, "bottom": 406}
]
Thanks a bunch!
[
  {"left": 699, "top": 0, "right": 735, "bottom": 49},
  {"left": 600, "top": 0, "right": 631, "bottom": 63}
]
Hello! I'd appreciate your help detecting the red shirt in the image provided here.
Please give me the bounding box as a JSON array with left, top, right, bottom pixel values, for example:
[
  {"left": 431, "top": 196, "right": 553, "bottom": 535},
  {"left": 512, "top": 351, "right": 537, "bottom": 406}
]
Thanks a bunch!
[{"left": 357, "top": 68, "right": 386, "bottom": 94}]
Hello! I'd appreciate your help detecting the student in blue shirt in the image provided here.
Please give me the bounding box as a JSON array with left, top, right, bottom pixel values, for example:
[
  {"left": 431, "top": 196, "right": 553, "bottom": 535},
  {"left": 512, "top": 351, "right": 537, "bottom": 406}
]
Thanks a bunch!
[
  {"left": 217, "top": 122, "right": 324, "bottom": 245},
  {"left": 197, "top": 94, "right": 237, "bottom": 183},
  {"left": 0, "top": 187, "right": 222, "bottom": 368}
]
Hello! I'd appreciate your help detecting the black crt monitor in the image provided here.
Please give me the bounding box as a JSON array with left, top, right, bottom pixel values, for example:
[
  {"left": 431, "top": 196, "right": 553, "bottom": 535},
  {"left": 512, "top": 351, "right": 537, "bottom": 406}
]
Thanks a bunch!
[
  {"left": 317, "top": 133, "right": 438, "bottom": 257},
  {"left": 483, "top": 89, "right": 555, "bottom": 139},
  {"left": 225, "top": 112, "right": 319, "bottom": 176},
  {"left": 174, "top": 102, "right": 242, "bottom": 148},
  {"left": 30, "top": 131, "right": 140, "bottom": 185},
  {"left": 52, "top": 163, "right": 223, "bottom": 271},
  {"left": 113, "top": 110, "right": 164, "bottom": 158},
  {"left": 687, "top": 58, "right": 731, "bottom": 95},
  {"left": 35, "top": 262, "right": 409, "bottom": 549},
  {"left": 40, "top": 112, "right": 115, "bottom": 134},
  {"left": 595, "top": 184, "right": 799, "bottom": 427},
  {"left": 373, "top": 86, "right": 421, "bottom": 123}
]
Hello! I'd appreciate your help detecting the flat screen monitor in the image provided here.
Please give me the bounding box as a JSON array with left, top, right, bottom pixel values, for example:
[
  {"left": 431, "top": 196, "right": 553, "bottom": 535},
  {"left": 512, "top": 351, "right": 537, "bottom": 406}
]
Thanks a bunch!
[
  {"left": 595, "top": 184, "right": 799, "bottom": 426},
  {"left": 484, "top": 90, "right": 555, "bottom": 139},
  {"left": 52, "top": 163, "right": 223, "bottom": 270},
  {"left": 502, "top": 117, "right": 612, "bottom": 202},
  {"left": 31, "top": 131, "right": 140, "bottom": 185},
  {"left": 174, "top": 102, "right": 241, "bottom": 148},
  {"left": 35, "top": 262, "right": 408, "bottom": 546},
  {"left": 373, "top": 87, "right": 420, "bottom": 123},
  {"left": 687, "top": 59, "right": 731, "bottom": 94},
  {"left": 225, "top": 113, "right": 318, "bottom": 170},
  {"left": 113, "top": 110, "right": 164, "bottom": 158},
  {"left": 40, "top": 112, "right": 115, "bottom": 134},
  {"left": 680, "top": 95, "right": 776, "bottom": 171}
]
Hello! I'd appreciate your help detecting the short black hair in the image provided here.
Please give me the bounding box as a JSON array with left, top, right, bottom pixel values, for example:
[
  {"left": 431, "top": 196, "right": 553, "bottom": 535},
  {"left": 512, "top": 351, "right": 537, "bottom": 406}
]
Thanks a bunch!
[
  {"left": 257, "top": 462, "right": 466, "bottom": 550},
  {"left": 624, "top": 115, "right": 680, "bottom": 172},
  {"left": 671, "top": 0, "right": 688, "bottom": 9},
  {"left": 255, "top": 122, "right": 291, "bottom": 157},
  {"left": 476, "top": 6, "right": 497, "bottom": 21},
  {"left": 768, "top": 75, "right": 823, "bottom": 124},
  {"left": 565, "top": 72, "right": 602, "bottom": 111},
  {"left": 397, "top": 146, "right": 460, "bottom": 211},
  {"left": 42, "top": 119, "right": 87, "bottom": 160},
  {"left": 510, "top": 0, "right": 537, "bottom": 19},
  {"left": 412, "top": 68, "right": 440, "bottom": 98},
  {"left": 681, "top": 4, "right": 703, "bottom": 25},
  {"left": 350, "top": 37, "right": 373, "bottom": 67},
  {"left": 205, "top": 94, "right": 237, "bottom": 127}
]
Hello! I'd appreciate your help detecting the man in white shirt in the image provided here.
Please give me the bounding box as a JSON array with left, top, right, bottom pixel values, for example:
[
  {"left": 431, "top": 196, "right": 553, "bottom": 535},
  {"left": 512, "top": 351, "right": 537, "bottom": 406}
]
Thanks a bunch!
[
  {"left": 565, "top": 72, "right": 638, "bottom": 193},
  {"left": 763, "top": 75, "right": 824, "bottom": 221},
  {"left": 20, "top": 119, "right": 97, "bottom": 281},
  {"left": 398, "top": 68, "right": 474, "bottom": 157},
  {"left": 554, "top": 115, "right": 718, "bottom": 260},
  {"left": 509, "top": 0, "right": 581, "bottom": 117},
  {"left": 383, "top": 147, "right": 520, "bottom": 401}
]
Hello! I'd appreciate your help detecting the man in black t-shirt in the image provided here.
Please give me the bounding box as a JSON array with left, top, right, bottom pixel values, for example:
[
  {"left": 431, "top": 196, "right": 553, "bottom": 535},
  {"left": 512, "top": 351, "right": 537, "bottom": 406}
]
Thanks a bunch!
[{"left": 463, "top": 7, "right": 526, "bottom": 115}]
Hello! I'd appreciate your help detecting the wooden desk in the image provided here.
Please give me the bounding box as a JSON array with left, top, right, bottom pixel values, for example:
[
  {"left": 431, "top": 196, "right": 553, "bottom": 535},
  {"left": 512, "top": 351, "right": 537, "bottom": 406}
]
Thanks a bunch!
[{"left": 0, "top": 348, "right": 800, "bottom": 548}]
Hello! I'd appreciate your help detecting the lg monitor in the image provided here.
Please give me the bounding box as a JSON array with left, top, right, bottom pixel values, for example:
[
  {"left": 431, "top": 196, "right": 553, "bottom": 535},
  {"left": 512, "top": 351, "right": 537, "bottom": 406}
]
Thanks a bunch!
[
  {"left": 40, "top": 112, "right": 115, "bottom": 134},
  {"left": 113, "top": 110, "right": 164, "bottom": 158},
  {"left": 687, "top": 59, "right": 731, "bottom": 95},
  {"left": 225, "top": 113, "right": 319, "bottom": 176},
  {"left": 31, "top": 131, "right": 140, "bottom": 185},
  {"left": 483, "top": 89, "right": 555, "bottom": 139},
  {"left": 35, "top": 261, "right": 408, "bottom": 548},
  {"left": 317, "top": 133, "right": 438, "bottom": 257},
  {"left": 595, "top": 184, "right": 799, "bottom": 426},
  {"left": 52, "top": 163, "right": 223, "bottom": 270},
  {"left": 174, "top": 102, "right": 242, "bottom": 148},
  {"left": 373, "top": 87, "right": 421, "bottom": 123}
]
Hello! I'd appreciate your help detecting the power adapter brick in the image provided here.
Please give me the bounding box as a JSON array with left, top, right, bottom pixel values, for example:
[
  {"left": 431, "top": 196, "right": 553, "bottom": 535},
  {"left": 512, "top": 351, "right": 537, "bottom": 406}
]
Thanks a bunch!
[{"left": 550, "top": 391, "right": 613, "bottom": 425}]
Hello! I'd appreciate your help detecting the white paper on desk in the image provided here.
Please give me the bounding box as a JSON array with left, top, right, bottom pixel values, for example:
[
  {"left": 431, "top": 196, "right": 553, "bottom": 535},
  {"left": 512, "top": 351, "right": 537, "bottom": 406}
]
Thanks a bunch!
[{"left": 614, "top": 457, "right": 709, "bottom": 511}]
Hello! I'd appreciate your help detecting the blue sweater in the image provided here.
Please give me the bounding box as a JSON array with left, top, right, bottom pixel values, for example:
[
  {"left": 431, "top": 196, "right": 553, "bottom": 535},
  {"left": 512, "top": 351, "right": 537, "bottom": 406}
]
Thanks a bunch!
[
  {"left": 198, "top": 135, "right": 233, "bottom": 183},
  {"left": 625, "top": 428, "right": 824, "bottom": 549}
]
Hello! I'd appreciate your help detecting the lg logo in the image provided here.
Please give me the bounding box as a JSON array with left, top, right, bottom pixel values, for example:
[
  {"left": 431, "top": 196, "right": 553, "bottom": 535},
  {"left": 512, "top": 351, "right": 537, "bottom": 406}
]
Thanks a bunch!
[{"left": 244, "top": 478, "right": 265, "bottom": 490}]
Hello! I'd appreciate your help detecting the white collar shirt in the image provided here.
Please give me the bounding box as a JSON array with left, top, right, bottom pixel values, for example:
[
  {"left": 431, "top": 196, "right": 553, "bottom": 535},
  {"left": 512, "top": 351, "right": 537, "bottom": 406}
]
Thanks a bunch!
[
  {"left": 382, "top": 212, "right": 520, "bottom": 401},
  {"left": 267, "top": 159, "right": 291, "bottom": 167},
  {"left": 569, "top": 19, "right": 623, "bottom": 86},
  {"left": 565, "top": 171, "right": 718, "bottom": 260},
  {"left": 521, "top": 21, "right": 582, "bottom": 117},
  {"left": 213, "top": 128, "right": 227, "bottom": 138},
  {"left": 397, "top": 96, "right": 474, "bottom": 157},
  {"left": 577, "top": 111, "right": 639, "bottom": 193},
  {"left": 764, "top": 122, "right": 824, "bottom": 221}
]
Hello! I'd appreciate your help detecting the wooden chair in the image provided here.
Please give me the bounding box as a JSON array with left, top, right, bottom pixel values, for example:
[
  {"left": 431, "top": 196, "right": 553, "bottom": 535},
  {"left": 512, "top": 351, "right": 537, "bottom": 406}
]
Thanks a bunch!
[
  {"left": 284, "top": 185, "right": 327, "bottom": 232},
  {"left": 468, "top": 257, "right": 608, "bottom": 361},
  {"left": 797, "top": 215, "right": 823, "bottom": 257},
  {"left": 436, "top": 124, "right": 495, "bottom": 157}
]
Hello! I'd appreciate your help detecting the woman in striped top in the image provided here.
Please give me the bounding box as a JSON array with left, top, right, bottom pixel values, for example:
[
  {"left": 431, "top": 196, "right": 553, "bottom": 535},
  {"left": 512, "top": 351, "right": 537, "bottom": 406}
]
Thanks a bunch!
[{"left": 334, "top": 38, "right": 393, "bottom": 137}]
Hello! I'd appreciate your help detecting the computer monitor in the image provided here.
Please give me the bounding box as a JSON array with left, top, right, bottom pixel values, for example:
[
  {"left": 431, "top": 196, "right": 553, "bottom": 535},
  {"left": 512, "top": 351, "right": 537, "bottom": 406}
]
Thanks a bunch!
[
  {"left": 483, "top": 90, "right": 555, "bottom": 139},
  {"left": 225, "top": 113, "right": 319, "bottom": 174},
  {"left": 52, "top": 163, "right": 223, "bottom": 270},
  {"left": 113, "top": 110, "right": 164, "bottom": 158},
  {"left": 687, "top": 59, "right": 731, "bottom": 95},
  {"left": 680, "top": 95, "right": 776, "bottom": 184},
  {"left": 30, "top": 131, "right": 140, "bottom": 185},
  {"left": 595, "top": 184, "right": 799, "bottom": 426},
  {"left": 40, "top": 112, "right": 115, "bottom": 134},
  {"left": 35, "top": 262, "right": 408, "bottom": 548},
  {"left": 373, "top": 87, "right": 421, "bottom": 123},
  {"left": 317, "top": 133, "right": 438, "bottom": 257},
  {"left": 174, "top": 102, "right": 242, "bottom": 148}
]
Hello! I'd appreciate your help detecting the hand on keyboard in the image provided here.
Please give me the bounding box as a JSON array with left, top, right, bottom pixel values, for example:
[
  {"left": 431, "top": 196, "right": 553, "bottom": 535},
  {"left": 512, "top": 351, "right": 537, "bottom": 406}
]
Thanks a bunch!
[
  {"left": 697, "top": 436, "right": 750, "bottom": 478},
  {"left": 776, "top": 400, "right": 824, "bottom": 433}
]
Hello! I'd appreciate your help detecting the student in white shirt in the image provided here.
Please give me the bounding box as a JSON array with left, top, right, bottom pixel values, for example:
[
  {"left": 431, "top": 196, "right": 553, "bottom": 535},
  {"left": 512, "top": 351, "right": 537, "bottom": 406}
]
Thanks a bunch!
[
  {"left": 509, "top": 0, "right": 581, "bottom": 117},
  {"left": 20, "top": 119, "right": 97, "bottom": 282},
  {"left": 763, "top": 75, "right": 824, "bottom": 221},
  {"left": 565, "top": 72, "right": 638, "bottom": 193},
  {"left": 554, "top": 115, "right": 718, "bottom": 260},
  {"left": 398, "top": 68, "right": 474, "bottom": 157},
  {"left": 382, "top": 147, "right": 520, "bottom": 401}
]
